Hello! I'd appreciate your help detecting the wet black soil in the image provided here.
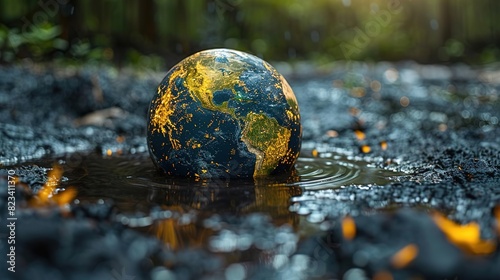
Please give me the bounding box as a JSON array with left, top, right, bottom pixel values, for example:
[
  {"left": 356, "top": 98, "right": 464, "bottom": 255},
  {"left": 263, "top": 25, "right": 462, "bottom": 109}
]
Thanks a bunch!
[{"left": 1, "top": 61, "right": 499, "bottom": 279}]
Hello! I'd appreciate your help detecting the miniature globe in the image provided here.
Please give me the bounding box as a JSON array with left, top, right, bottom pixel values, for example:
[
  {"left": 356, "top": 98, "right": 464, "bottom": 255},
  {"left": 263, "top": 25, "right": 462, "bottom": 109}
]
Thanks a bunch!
[{"left": 147, "top": 48, "right": 301, "bottom": 178}]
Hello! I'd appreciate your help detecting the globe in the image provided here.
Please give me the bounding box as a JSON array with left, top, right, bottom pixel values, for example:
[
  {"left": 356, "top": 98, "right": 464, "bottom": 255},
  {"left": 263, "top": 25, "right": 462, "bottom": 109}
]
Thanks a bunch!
[{"left": 147, "top": 49, "right": 301, "bottom": 178}]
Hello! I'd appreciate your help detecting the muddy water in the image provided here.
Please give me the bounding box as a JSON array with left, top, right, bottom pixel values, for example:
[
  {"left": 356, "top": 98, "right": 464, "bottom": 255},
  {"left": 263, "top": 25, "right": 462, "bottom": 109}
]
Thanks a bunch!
[
  {"left": 59, "top": 150, "right": 401, "bottom": 213},
  {"left": 40, "top": 151, "right": 401, "bottom": 251}
]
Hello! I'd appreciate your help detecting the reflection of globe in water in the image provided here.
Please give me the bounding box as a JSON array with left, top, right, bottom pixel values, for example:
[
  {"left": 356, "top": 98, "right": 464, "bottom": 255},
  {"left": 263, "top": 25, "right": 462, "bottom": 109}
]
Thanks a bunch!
[{"left": 147, "top": 48, "right": 301, "bottom": 178}]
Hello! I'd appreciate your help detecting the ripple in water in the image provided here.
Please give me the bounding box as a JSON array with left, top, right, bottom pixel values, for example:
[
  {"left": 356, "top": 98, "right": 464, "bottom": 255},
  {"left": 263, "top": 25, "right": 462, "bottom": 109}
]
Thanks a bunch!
[
  {"left": 291, "top": 157, "right": 361, "bottom": 189},
  {"left": 61, "top": 150, "right": 401, "bottom": 193},
  {"left": 293, "top": 151, "right": 403, "bottom": 189}
]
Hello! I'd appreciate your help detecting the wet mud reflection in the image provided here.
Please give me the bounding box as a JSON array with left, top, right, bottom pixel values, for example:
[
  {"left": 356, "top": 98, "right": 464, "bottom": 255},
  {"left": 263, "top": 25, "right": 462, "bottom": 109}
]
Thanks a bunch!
[
  {"left": 62, "top": 152, "right": 401, "bottom": 212},
  {"left": 52, "top": 151, "right": 403, "bottom": 251}
]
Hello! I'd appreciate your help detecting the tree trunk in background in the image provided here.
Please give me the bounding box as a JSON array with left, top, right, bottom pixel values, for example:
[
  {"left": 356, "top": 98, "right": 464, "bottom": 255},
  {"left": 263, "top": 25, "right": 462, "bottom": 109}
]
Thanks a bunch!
[
  {"left": 440, "top": 0, "right": 452, "bottom": 44},
  {"left": 139, "top": 0, "right": 158, "bottom": 44},
  {"left": 59, "top": 0, "right": 82, "bottom": 44},
  {"left": 179, "top": 0, "right": 190, "bottom": 53}
]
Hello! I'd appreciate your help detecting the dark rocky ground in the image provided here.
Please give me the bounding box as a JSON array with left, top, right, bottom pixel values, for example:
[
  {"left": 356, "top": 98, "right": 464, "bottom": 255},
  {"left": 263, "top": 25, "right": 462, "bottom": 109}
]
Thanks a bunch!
[{"left": 0, "top": 61, "right": 499, "bottom": 279}]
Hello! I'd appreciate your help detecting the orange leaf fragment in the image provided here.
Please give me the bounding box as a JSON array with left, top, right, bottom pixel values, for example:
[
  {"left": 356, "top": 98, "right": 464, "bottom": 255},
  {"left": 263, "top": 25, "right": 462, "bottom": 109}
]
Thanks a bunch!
[
  {"left": 361, "top": 145, "right": 371, "bottom": 154},
  {"left": 53, "top": 187, "right": 77, "bottom": 206},
  {"left": 380, "top": 141, "right": 388, "bottom": 150},
  {"left": 30, "top": 164, "right": 77, "bottom": 208},
  {"left": 311, "top": 149, "right": 319, "bottom": 157},
  {"left": 37, "top": 164, "right": 63, "bottom": 204},
  {"left": 354, "top": 130, "right": 366, "bottom": 141},
  {"left": 342, "top": 216, "right": 356, "bottom": 240},
  {"left": 391, "top": 244, "right": 418, "bottom": 269},
  {"left": 433, "top": 214, "right": 496, "bottom": 255}
]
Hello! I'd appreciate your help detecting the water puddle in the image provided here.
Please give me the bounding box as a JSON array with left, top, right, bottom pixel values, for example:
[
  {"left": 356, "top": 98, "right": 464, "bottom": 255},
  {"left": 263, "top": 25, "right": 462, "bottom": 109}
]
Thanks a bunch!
[
  {"left": 18, "top": 150, "right": 404, "bottom": 254},
  {"left": 292, "top": 153, "right": 399, "bottom": 189},
  {"left": 17, "top": 150, "right": 404, "bottom": 214}
]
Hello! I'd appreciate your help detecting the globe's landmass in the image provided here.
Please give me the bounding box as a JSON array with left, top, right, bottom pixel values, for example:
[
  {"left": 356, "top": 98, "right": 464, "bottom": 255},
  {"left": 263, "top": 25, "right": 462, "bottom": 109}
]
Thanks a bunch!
[{"left": 147, "top": 48, "right": 301, "bottom": 178}]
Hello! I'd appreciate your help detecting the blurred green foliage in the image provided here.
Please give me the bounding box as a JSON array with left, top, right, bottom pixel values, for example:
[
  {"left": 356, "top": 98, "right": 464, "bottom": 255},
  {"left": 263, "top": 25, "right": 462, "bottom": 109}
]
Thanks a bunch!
[
  {"left": 0, "top": 23, "right": 64, "bottom": 61},
  {"left": 1, "top": 0, "right": 499, "bottom": 66}
]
